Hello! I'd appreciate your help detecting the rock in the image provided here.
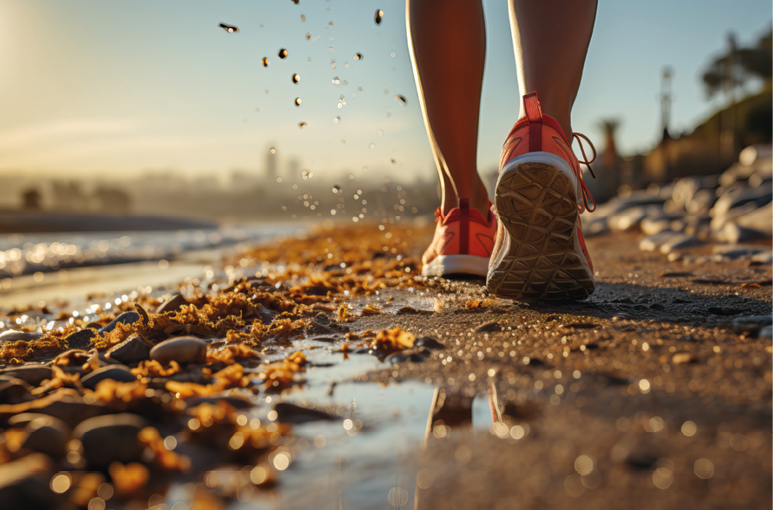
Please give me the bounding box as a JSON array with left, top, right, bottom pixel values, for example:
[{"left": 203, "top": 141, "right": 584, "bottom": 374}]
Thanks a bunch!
[
  {"left": 758, "top": 325, "right": 772, "bottom": 339},
  {"left": 273, "top": 402, "right": 338, "bottom": 424},
  {"left": 20, "top": 399, "right": 107, "bottom": 428},
  {"left": 0, "top": 330, "right": 43, "bottom": 343},
  {"left": 640, "top": 217, "right": 674, "bottom": 236},
  {"left": 583, "top": 218, "right": 610, "bottom": 237},
  {"left": 708, "top": 307, "right": 741, "bottom": 316},
  {"left": 255, "top": 304, "right": 277, "bottom": 325},
  {"left": 474, "top": 321, "right": 502, "bottom": 333},
  {"left": 0, "top": 453, "right": 61, "bottom": 510},
  {"left": 22, "top": 416, "right": 70, "bottom": 457},
  {"left": 306, "top": 335, "right": 338, "bottom": 343},
  {"left": 99, "top": 311, "right": 141, "bottom": 334},
  {"left": 150, "top": 336, "right": 206, "bottom": 365},
  {"left": 0, "top": 365, "right": 52, "bottom": 386},
  {"left": 671, "top": 352, "right": 694, "bottom": 365},
  {"left": 414, "top": 337, "right": 445, "bottom": 350},
  {"left": 607, "top": 207, "right": 650, "bottom": 232},
  {"left": 731, "top": 315, "right": 772, "bottom": 336},
  {"left": 659, "top": 234, "right": 702, "bottom": 254},
  {"left": 563, "top": 322, "right": 598, "bottom": 329},
  {"left": 72, "top": 413, "right": 146, "bottom": 468},
  {"left": 156, "top": 293, "right": 188, "bottom": 314},
  {"left": 711, "top": 183, "right": 772, "bottom": 218},
  {"left": 639, "top": 230, "right": 680, "bottom": 251},
  {"left": 0, "top": 378, "right": 34, "bottom": 405},
  {"left": 387, "top": 353, "right": 425, "bottom": 365},
  {"left": 65, "top": 328, "right": 96, "bottom": 350},
  {"left": 751, "top": 251, "right": 773, "bottom": 265},
  {"left": 735, "top": 202, "right": 772, "bottom": 232},
  {"left": 81, "top": 365, "right": 137, "bottom": 390},
  {"left": 718, "top": 223, "right": 769, "bottom": 244},
  {"left": 106, "top": 334, "right": 150, "bottom": 364}
]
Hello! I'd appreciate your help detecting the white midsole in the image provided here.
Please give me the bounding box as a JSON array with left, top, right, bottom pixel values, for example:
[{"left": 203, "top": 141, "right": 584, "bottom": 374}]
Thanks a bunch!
[{"left": 422, "top": 254, "right": 489, "bottom": 277}]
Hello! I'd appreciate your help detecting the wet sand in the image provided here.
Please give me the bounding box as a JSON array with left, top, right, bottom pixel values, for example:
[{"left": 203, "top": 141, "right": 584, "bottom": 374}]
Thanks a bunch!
[{"left": 0, "top": 222, "right": 769, "bottom": 509}]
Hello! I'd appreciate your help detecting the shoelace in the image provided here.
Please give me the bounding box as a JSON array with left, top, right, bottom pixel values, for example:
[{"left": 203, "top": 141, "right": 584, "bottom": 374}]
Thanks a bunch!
[{"left": 572, "top": 132, "right": 597, "bottom": 213}]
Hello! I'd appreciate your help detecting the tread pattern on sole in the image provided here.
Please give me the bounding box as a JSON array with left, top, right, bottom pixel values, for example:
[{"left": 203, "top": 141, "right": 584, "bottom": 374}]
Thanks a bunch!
[{"left": 488, "top": 162, "right": 595, "bottom": 301}]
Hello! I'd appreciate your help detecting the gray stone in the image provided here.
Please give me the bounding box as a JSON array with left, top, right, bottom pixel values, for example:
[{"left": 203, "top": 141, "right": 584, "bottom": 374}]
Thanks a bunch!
[
  {"left": 99, "top": 311, "right": 140, "bottom": 334},
  {"left": 0, "top": 454, "right": 61, "bottom": 510},
  {"left": 0, "top": 378, "right": 34, "bottom": 405},
  {"left": 72, "top": 413, "right": 146, "bottom": 468},
  {"left": 659, "top": 234, "right": 702, "bottom": 254},
  {"left": 387, "top": 352, "right": 425, "bottom": 365},
  {"left": 22, "top": 416, "right": 70, "bottom": 457},
  {"left": 414, "top": 337, "right": 445, "bottom": 350},
  {"left": 0, "top": 330, "right": 43, "bottom": 343},
  {"left": 718, "top": 223, "right": 769, "bottom": 244},
  {"left": 731, "top": 315, "right": 772, "bottom": 336},
  {"left": 65, "top": 328, "right": 96, "bottom": 350},
  {"left": 80, "top": 365, "right": 137, "bottom": 390},
  {"left": 255, "top": 304, "right": 277, "bottom": 325},
  {"left": 156, "top": 293, "right": 188, "bottom": 314},
  {"left": 150, "top": 336, "right": 206, "bottom": 365},
  {"left": 474, "top": 321, "right": 502, "bottom": 333},
  {"left": 639, "top": 230, "right": 680, "bottom": 251},
  {"left": 106, "top": 334, "right": 150, "bottom": 364},
  {"left": 0, "top": 365, "right": 52, "bottom": 386},
  {"left": 274, "top": 402, "right": 338, "bottom": 424},
  {"left": 751, "top": 251, "right": 773, "bottom": 265},
  {"left": 758, "top": 325, "right": 772, "bottom": 339},
  {"left": 640, "top": 217, "right": 673, "bottom": 236}
]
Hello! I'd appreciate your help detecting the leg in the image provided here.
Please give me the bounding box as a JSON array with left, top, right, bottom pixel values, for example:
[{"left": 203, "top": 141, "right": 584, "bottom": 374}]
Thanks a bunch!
[
  {"left": 406, "top": 0, "right": 489, "bottom": 216},
  {"left": 509, "top": 0, "right": 597, "bottom": 139}
]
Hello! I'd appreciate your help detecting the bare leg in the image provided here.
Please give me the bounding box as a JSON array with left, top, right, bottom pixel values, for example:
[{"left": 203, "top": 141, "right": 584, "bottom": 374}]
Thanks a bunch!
[
  {"left": 407, "top": 0, "right": 489, "bottom": 216},
  {"left": 509, "top": 0, "right": 597, "bottom": 140}
]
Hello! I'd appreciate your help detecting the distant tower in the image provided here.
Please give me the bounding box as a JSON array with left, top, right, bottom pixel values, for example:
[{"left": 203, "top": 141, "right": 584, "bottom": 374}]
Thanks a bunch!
[
  {"left": 266, "top": 145, "right": 277, "bottom": 181},
  {"left": 659, "top": 66, "right": 673, "bottom": 140}
]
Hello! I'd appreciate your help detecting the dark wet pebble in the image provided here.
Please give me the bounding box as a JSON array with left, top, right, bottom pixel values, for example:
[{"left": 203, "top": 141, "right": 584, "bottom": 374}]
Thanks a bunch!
[
  {"left": 0, "top": 330, "right": 43, "bottom": 343},
  {"left": 274, "top": 402, "right": 338, "bottom": 424},
  {"left": 396, "top": 306, "right": 431, "bottom": 315},
  {"left": 0, "top": 364, "right": 52, "bottom": 386},
  {"left": 612, "top": 313, "right": 633, "bottom": 321},
  {"left": 625, "top": 451, "right": 659, "bottom": 470},
  {"left": 157, "top": 293, "right": 188, "bottom": 314},
  {"left": 758, "top": 325, "right": 772, "bottom": 339},
  {"left": 73, "top": 413, "right": 146, "bottom": 468},
  {"left": 307, "top": 335, "right": 338, "bottom": 343},
  {"left": 65, "top": 328, "right": 96, "bottom": 350},
  {"left": 0, "top": 453, "right": 61, "bottom": 510},
  {"left": 22, "top": 400, "right": 107, "bottom": 428},
  {"left": 81, "top": 365, "right": 137, "bottom": 390},
  {"left": 106, "top": 334, "right": 151, "bottom": 364},
  {"left": 475, "top": 321, "right": 502, "bottom": 333},
  {"left": 659, "top": 271, "right": 694, "bottom": 278},
  {"left": 352, "top": 346, "right": 371, "bottom": 354},
  {"left": 387, "top": 353, "right": 425, "bottom": 365},
  {"left": 22, "top": 416, "right": 70, "bottom": 457},
  {"left": 414, "top": 336, "right": 445, "bottom": 350},
  {"left": 150, "top": 336, "right": 206, "bottom": 365},
  {"left": 255, "top": 304, "right": 277, "bottom": 325},
  {"left": 0, "top": 378, "right": 34, "bottom": 405},
  {"left": 601, "top": 373, "right": 630, "bottom": 385},
  {"left": 7, "top": 412, "right": 58, "bottom": 427},
  {"left": 649, "top": 303, "right": 665, "bottom": 310},
  {"left": 563, "top": 322, "right": 598, "bottom": 329},
  {"left": 730, "top": 315, "right": 772, "bottom": 336},
  {"left": 708, "top": 307, "right": 741, "bottom": 316},
  {"left": 99, "top": 311, "right": 140, "bottom": 334}
]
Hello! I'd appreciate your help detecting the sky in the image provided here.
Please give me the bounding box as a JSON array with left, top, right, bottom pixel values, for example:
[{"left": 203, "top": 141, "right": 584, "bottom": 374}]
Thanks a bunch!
[{"left": 0, "top": 0, "right": 770, "bottom": 183}]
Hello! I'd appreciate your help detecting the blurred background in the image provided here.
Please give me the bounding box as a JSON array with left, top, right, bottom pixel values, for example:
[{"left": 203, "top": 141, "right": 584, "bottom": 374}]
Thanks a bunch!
[{"left": 0, "top": 0, "right": 770, "bottom": 283}]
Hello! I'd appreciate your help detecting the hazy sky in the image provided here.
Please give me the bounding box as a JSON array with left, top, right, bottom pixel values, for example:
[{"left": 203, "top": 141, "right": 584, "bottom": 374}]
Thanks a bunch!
[{"left": 0, "top": 0, "right": 769, "bottom": 182}]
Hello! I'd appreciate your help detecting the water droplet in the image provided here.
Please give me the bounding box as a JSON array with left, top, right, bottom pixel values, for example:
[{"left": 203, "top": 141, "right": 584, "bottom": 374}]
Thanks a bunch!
[
  {"left": 394, "top": 95, "right": 407, "bottom": 105},
  {"left": 332, "top": 185, "right": 342, "bottom": 194},
  {"left": 262, "top": 57, "right": 269, "bottom": 67},
  {"left": 278, "top": 48, "right": 289, "bottom": 59},
  {"left": 354, "top": 52, "right": 363, "bottom": 60},
  {"left": 328, "top": 46, "right": 335, "bottom": 54},
  {"left": 219, "top": 23, "right": 239, "bottom": 33},
  {"left": 301, "top": 15, "right": 306, "bottom": 22},
  {"left": 291, "top": 0, "right": 299, "bottom": 4},
  {"left": 269, "top": 147, "right": 277, "bottom": 154},
  {"left": 332, "top": 77, "right": 340, "bottom": 85},
  {"left": 298, "top": 122, "right": 307, "bottom": 129},
  {"left": 302, "top": 170, "right": 314, "bottom": 179},
  {"left": 334, "top": 116, "right": 341, "bottom": 123},
  {"left": 369, "top": 143, "right": 376, "bottom": 149},
  {"left": 377, "top": 129, "right": 384, "bottom": 136},
  {"left": 294, "top": 97, "right": 302, "bottom": 106},
  {"left": 374, "top": 9, "right": 384, "bottom": 25},
  {"left": 291, "top": 73, "right": 300, "bottom": 84},
  {"left": 306, "top": 32, "right": 311, "bottom": 39}
]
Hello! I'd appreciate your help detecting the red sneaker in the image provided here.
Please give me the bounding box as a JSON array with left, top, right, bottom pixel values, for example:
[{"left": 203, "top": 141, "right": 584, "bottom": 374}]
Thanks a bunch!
[
  {"left": 487, "top": 92, "right": 597, "bottom": 301},
  {"left": 422, "top": 199, "right": 497, "bottom": 277}
]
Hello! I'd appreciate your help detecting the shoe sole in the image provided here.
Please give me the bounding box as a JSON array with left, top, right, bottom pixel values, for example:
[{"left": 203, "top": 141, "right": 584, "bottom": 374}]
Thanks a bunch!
[
  {"left": 422, "top": 254, "right": 489, "bottom": 277},
  {"left": 488, "top": 152, "right": 595, "bottom": 301}
]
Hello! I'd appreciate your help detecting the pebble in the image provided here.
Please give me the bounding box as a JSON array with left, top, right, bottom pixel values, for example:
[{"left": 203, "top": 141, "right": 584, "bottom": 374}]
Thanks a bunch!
[
  {"left": 156, "top": 293, "right": 188, "bottom": 313},
  {"left": 72, "top": 413, "right": 146, "bottom": 468},
  {"left": 474, "top": 321, "right": 502, "bottom": 333},
  {"left": 99, "top": 311, "right": 141, "bottom": 334},
  {"left": 0, "top": 364, "right": 52, "bottom": 386},
  {"left": 0, "top": 453, "right": 60, "bottom": 510},
  {"left": 658, "top": 234, "right": 701, "bottom": 254},
  {"left": 65, "top": 328, "right": 96, "bottom": 350},
  {"left": 758, "top": 325, "right": 772, "bottom": 339},
  {"left": 640, "top": 217, "right": 677, "bottom": 236},
  {"left": 255, "top": 304, "right": 277, "bottom": 325},
  {"left": 306, "top": 335, "right": 338, "bottom": 343},
  {"left": 639, "top": 231, "right": 680, "bottom": 251},
  {"left": 414, "top": 336, "right": 445, "bottom": 350},
  {"left": 671, "top": 352, "right": 694, "bottom": 365},
  {"left": 106, "top": 334, "right": 151, "bottom": 364},
  {"left": 274, "top": 402, "right": 338, "bottom": 424},
  {"left": 80, "top": 365, "right": 137, "bottom": 390},
  {"left": 0, "top": 330, "right": 43, "bottom": 343},
  {"left": 708, "top": 307, "right": 741, "bottom": 316},
  {"left": 150, "top": 336, "right": 207, "bottom": 365},
  {"left": 387, "top": 352, "right": 425, "bottom": 365},
  {"left": 751, "top": 251, "right": 773, "bottom": 265},
  {"left": 731, "top": 315, "right": 772, "bottom": 336},
  {"left": 563, "top": 322, "right": 599, "bottom": 329},
  {"left": 0, "top": 378, "right": 33, "bottom": 405},
  {"left": 21, "top": 399, "right": 107, "bottom": 428},
  {"left": 719, "top": 223, "right": 769, "bottom": 244},
  {"left": 22, "top": 416, "right": 70, "bottom": 457}
]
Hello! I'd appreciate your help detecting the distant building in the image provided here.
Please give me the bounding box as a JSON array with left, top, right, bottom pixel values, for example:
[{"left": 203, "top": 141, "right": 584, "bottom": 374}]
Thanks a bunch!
[{"left": 266, "top": 145, "right": 278, "bottom": 181}]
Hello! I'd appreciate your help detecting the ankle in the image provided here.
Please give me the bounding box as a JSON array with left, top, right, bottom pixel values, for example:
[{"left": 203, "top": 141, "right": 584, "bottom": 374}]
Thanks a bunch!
[{"left": 442, "top": 186, "right": 490, "bottom": 217}]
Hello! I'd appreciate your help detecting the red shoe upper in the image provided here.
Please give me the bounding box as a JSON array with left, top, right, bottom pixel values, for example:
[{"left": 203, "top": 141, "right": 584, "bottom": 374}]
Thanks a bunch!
[{"left": 422, "top": 199, "right": 497, "bottom": 265}]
